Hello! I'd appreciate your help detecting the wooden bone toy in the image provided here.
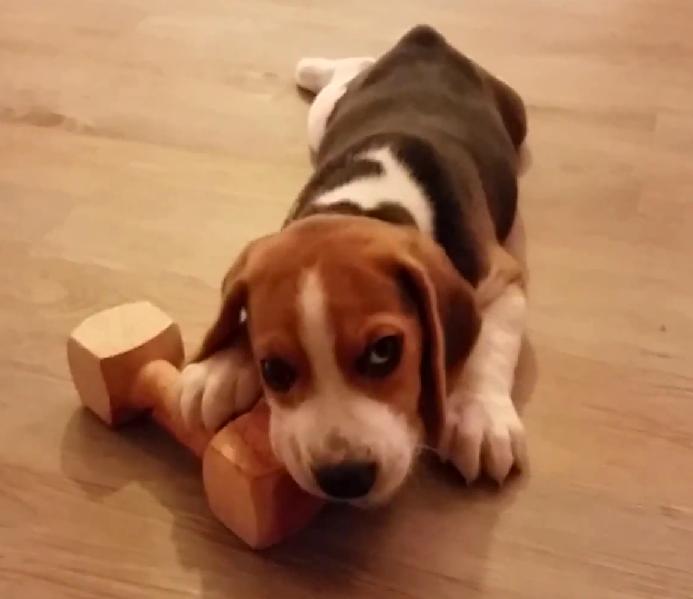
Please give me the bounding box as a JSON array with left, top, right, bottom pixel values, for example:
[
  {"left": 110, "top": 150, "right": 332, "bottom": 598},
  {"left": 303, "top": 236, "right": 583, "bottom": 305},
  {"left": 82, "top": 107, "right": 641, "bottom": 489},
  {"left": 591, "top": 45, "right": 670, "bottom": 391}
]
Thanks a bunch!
[{"left": 67, "top": 301, "right": 323, "bottom": 548}]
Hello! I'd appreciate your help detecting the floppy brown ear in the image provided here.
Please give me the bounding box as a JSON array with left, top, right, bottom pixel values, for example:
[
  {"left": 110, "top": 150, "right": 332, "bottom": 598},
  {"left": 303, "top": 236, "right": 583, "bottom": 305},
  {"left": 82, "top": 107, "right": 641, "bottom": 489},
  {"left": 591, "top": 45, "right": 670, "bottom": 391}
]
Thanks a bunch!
[
  {"left": 397, "top": 238, "right": 481, "bottom": 446},
  {"left": 188, "top": 245, "right": 253, "bottom": 364}
]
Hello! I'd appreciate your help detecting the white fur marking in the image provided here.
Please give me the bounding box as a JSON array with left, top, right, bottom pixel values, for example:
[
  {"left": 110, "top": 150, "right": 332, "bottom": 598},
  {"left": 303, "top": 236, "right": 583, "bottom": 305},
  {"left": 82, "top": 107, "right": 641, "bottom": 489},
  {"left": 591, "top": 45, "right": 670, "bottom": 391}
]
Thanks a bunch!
[
  {"left": 298, "top": 269, "right": 344, "bottom": 396},
  {"left": 313, "top": 146, "right": 435, "bottom": 235},
  {"left": 297, "top": 56, "right": 374, "bottom": 151},
  {"left": 440, "top": 283, "right": 527, "bottom": 483},
  {"left": 306, "top": 82, "right": 348, "bottom": 152}
]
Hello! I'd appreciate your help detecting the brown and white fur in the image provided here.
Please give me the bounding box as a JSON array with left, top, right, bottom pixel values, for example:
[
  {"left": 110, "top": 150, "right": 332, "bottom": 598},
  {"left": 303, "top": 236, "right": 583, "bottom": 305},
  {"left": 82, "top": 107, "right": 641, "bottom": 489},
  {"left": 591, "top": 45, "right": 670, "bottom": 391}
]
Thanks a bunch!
[{"left": 179, "top": 26, "right": 528, "bottom": 506}]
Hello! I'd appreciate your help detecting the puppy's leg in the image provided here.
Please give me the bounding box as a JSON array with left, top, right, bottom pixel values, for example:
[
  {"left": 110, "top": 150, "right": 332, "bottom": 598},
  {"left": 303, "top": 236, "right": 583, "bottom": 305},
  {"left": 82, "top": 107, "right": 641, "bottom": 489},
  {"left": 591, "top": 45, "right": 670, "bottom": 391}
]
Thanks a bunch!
[
  {"left": 179, "top": 333, "right": 261, "bottom": 432},
  {"left": 439, "top": 283, "right": 527, "bottom": 483},
  {"left": 295, "top": 56, "right": 374, "bottom": 94},
  {"left": 295, "top": 56, "right": 374, "bottom": 151}
]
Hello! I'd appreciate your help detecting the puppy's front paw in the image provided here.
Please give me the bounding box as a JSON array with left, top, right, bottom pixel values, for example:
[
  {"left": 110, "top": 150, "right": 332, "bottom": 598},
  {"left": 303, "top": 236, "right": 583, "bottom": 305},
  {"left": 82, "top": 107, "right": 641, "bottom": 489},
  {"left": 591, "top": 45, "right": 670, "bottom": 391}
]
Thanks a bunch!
[
  {"left": 179, "top": 347, "right": 261, "bottom": 432},
  {"left": 440, "top": 391, "right": 527, "bottom": 484}
]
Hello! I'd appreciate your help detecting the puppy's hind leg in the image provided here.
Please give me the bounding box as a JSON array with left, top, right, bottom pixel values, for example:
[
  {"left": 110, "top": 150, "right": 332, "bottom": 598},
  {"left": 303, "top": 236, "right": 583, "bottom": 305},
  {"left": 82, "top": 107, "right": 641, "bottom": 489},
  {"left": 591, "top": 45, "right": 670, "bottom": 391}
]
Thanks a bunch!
[
  {"left": 295, "top": 56, "right": 374, "bottom": 151},
  {"left": 295, "top": 56, "right": 374, "bottom": 94},
  {"left": 295, "top": 58, "right": 339, "bottom": 94}
]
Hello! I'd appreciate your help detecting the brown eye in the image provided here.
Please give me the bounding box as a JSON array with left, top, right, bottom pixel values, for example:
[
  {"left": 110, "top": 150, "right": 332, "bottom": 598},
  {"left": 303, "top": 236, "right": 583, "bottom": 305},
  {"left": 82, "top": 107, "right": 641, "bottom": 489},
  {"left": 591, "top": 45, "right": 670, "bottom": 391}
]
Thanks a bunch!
[
  {"left": 260, "top": 357, "right": 297, "bottom": 392},
  {"left": 357, "top": 334, "right": 403, "bottom": 378}
]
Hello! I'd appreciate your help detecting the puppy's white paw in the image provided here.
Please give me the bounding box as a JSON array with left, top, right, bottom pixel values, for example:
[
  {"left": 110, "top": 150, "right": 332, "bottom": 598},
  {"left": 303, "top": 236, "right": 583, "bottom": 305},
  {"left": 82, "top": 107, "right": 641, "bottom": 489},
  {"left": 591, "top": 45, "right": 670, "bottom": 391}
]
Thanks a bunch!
[
  {"left": 296, "top": 56, "right": 375, "bottom": 93},
  {"left": 440, "top": 391, "right": 527, "bottom": 484},
  {"left": 295, "top": 57, "right": 337, "bottom": 93},
  {"left": 179, "top": 347, "right": 261, "bottom": 432}
]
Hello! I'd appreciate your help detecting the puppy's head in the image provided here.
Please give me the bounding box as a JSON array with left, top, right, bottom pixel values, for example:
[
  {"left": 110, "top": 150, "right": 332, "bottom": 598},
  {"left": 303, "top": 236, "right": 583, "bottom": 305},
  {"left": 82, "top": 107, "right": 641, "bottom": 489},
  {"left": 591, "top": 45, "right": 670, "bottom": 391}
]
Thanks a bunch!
[{"left": 195, "top": 216, "right": 480, "bottom": 505}]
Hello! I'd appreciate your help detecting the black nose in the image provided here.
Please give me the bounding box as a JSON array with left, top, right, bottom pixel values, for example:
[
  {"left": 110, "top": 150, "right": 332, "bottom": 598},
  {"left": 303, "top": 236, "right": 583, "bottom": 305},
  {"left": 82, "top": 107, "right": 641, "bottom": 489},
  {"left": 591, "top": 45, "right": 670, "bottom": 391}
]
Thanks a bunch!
[{"left": 313, "top": 461, "right": 378, "bottom": 499}]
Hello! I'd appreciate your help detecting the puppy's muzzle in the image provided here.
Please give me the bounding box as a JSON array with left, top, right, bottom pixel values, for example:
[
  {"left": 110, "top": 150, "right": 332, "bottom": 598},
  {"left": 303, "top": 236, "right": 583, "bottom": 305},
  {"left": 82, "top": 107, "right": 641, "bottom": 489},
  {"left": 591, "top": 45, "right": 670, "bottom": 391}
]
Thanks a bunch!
[{"left": 313, "top": 460, "right": 378, "bottom": 499}]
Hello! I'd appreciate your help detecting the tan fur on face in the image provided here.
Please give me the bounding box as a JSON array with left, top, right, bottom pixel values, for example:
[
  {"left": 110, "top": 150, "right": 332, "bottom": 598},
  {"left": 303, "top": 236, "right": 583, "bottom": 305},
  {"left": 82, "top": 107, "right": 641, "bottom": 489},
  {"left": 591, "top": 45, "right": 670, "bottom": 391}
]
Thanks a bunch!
[{"left": 193, "top": 215, "right": 481, "bottom": 503}]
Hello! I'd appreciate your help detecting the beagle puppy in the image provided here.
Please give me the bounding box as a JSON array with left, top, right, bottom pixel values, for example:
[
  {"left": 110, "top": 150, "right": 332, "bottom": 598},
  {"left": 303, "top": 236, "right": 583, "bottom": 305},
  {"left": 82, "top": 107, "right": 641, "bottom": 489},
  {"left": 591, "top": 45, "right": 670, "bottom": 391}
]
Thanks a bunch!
[{"left": 180, "top": 25, "right": 528, "bottom": 506}]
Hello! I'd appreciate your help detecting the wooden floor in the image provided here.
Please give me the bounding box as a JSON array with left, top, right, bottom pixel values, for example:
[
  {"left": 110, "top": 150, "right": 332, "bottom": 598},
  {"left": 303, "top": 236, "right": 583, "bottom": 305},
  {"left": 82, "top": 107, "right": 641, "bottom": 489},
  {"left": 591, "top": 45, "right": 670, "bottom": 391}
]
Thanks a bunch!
[{"left": 2, "top": 1, "right": 693, "bottom": 597}]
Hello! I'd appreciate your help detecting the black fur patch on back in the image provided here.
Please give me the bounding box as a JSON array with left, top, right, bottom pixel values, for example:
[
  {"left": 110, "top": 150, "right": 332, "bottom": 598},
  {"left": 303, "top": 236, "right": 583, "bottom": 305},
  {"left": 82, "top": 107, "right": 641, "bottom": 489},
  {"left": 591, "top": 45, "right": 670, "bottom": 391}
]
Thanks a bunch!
[
  {"left": 301, "top": 199, "right": 417, "bottom": 228},
  {"left": 285, "top": 156, "right": 382, "bottom": 225},
  {"left": 391, "top": 136, "right": 482, "bottom": 286},
  {"left": 310, "top": 157, "right": 383, "bottom": 193}
]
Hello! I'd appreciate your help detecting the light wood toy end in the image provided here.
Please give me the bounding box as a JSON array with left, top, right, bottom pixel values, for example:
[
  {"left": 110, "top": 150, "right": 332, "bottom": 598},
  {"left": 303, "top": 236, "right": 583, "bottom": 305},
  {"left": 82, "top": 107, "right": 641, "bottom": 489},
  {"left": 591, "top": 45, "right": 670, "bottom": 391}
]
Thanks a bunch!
[{"left": 67, "top": 301, "right": 183, "bottom": 426}]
